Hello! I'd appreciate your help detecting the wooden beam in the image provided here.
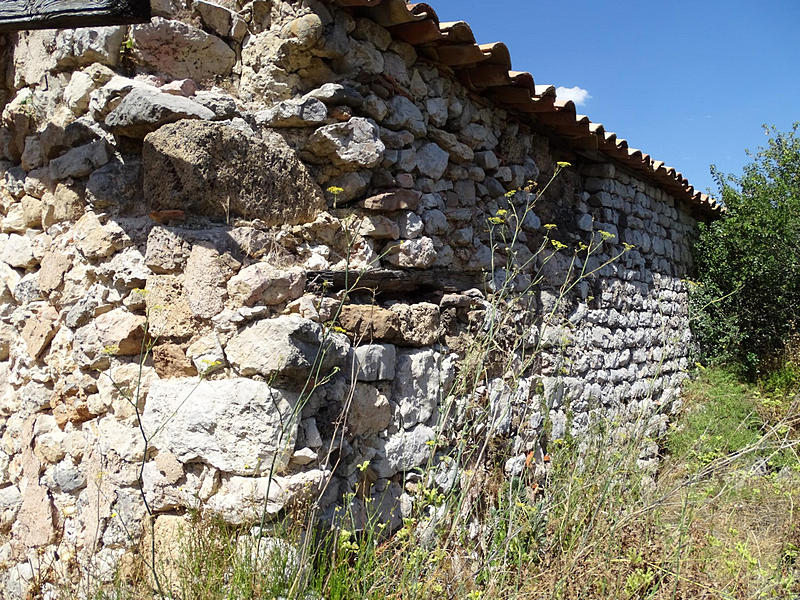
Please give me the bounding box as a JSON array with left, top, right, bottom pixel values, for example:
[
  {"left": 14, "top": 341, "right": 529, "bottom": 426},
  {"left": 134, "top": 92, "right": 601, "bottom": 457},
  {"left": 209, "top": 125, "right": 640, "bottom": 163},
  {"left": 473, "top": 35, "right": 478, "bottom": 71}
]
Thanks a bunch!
[
  {"left": 0, "top": 0, "right": 151, "bottom": 32},
  {"left": 305, "top": 268, "right": 484, "bottom": 296}
]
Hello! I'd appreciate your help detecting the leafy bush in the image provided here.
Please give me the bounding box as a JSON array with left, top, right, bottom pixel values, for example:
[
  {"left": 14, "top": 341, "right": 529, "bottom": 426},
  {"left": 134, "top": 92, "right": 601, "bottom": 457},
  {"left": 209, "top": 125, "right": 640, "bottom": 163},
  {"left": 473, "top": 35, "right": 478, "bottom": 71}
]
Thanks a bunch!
[{"left": 690, "top": 123, "right": 800, "bottom": 376}]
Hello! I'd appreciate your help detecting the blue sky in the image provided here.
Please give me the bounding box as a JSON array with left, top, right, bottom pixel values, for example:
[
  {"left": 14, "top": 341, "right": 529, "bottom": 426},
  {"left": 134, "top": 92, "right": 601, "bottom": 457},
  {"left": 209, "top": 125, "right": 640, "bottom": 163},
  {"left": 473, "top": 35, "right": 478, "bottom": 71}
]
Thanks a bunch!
[{"left": 429, "top": 0, "right": 800, "bottom": 195}]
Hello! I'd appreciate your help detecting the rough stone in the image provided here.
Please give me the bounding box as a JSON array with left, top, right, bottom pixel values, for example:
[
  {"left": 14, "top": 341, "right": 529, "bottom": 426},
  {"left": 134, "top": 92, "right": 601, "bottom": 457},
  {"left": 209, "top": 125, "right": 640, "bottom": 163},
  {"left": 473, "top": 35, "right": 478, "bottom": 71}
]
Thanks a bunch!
[
  {"left": 144, "top": 120, "right": 325, "bottom": 225},
  {"left": 49, "top": 140, "right": 110, "bottom": 180},
  {"left": 349, "top": 384, "right": 392, "bottom": 436},
  {"left": 73, "top": 308, "right": 146, "bottom": 367},
  {"left": 415, "top": 143, "right": 449, "bottom": 179},
  {"left": 183, "top": 244, "right": 236, "bottom": 318},
  {"left": 361, "top": 189, "right": 421, "bottom": 212},
  {"left": 225, "top": 315, "right": 351, "bottom": 382},
  {"left": 307, "top": 117, "right": 385, "bottom": 169},
  {"left": 383, "top": 237, "right": 436, "bottom": 269},
  {"left": 86, "top": 156, "right": 142, "bottom": 210},
  {"left": 374, "top": 424, "right": 435, "bottom": 478},
  {"left": 153, "top": 344, "right": 198, "bottom": 378},
  {"left": 105, "top": 87, "right": 215, "bottom": 137},
  {"left": 131, "top": 17, "right": 237, "bottom": 81},
  {"left": 145, "top": 274, "right": 196, "bottom": 338},
  {"left": 257, "top": 97, "right": 327, "bottom": 127},
  {"left": 1, "top": 233, "right": 35, "bottom": 268},
  {"left": 227, "top": 263, "right": 305, "bottom": 307},
  {"left": 389, "top": 303, "right": 441, "bottom": 346},
  {"left": 21, "top": 304, "right": 59, "bottom": 359},
  {"left": 354, "top": 343, "right": 396, "bottom": 381},
  {"left": 338, "top": 305, "right": 402, "bottom": 343},
  {"left": 143, "top": 378, "right": 300, "bottom": 475},
  {"left": 305, "top": 83, "right": 364, "bottom": 107},
  {"left": 392, "top": 348, "right": 452, "bottom": 428},
  {"left": 74, "top": 212, "right": 126, "bottom": 259},
  {"left": 383, "top": 96, "right": 426, "bottom": 136}
]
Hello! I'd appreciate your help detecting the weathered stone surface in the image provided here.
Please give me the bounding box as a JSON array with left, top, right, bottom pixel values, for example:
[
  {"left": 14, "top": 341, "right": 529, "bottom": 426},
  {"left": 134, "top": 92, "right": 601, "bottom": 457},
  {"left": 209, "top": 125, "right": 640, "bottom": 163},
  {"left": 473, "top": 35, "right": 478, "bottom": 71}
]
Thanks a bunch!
[
  {"left": 207, "top": 469, "right": 329, "bottom": 524},
  {"left": 12, "top": 27, "right": 124, "bottom": 87},
  {"left": 354, "top": 343, "right": 396, "bottom": 381},
  {"left": 416, "top": 142, "right": 449, "bottom": 179},
  {"left": 143, "top": 120, "right": 325, "bottom": 225},
  {"left": 358, "top": 215, "right": 400, "bottom": 239},
  {"left": 194, "top": 0, "right": 237, "bottom": 38},
  {"left": 131, "top": 17, "right": 236, "bottom": 81},
  {"left": 226, "top": 315, "right": 351, "bottom": 382},
  {"left": 305, "top": 83, "right": 364, "bottom": 107},
  {"left": 49, "top": 140, "right": 110, "bottom": 181},
  {"left": 42, "top": 184, "right": 85, "bottom": 226},
  {"left": 152, "top": 344, "right": 198, "bottom": 378},
  {"left": 73, "top": 308, "right": 146, "bottom": 367},
  {"left": 144, "top": 226, "right": 191, "bottom": 274},
  {"left": 105, "top": 87, "right": 215, "bottom": 138},
  {"left": 338, "top": 305, "right": 402, "bottom": 343},
  {"left": 374, "top": 424, "right": 435, "bottom": 478},
  {"left": 183, "top": 244, "right": 236, "bottom": 318},
  {"left": 86, "top": 156, "right": 142, "bottom": 210},
  {"left": 145, "top": 274, "right": 195, "bottom": 338},
  {"left": 226, "top": 263, "right": 305, "bottom": 307},
  {"left": 193, "top": 89, "right": 239, "bottom": 119},
  {"left": 383, "top": 96, "right": 426, "bottom": 136},
  {"left": 349, "top": 383, "right": 392, "bottom": 436},
  {"left": 392, "top": 348, "right": 452, "bottom": 428},
  {"left": 390, "top": 303, "right": 441, "bottom": 346},
  {"left": 74, "top": 212, "right": 126, "bottom": 260},
  {"left": 1, "top": 233, "right": 35, "bottom": 268},
  {"left": 361, "top": 189, "right": 421, "bottom": 212},
  {"left": 383, "top": 237, "right": 436, "bottom": 269},
  {"left": 257, "top": 97, "right": 327, "bottom": 127},
  {"left": 142, "top": 378, "right": 300, "bottom": 475},
  {"left": 22, "top": 304, "right": 59, "bottom": 359},
  {"left": 307, "top": 117, "right": 385, "bottom": 169}
]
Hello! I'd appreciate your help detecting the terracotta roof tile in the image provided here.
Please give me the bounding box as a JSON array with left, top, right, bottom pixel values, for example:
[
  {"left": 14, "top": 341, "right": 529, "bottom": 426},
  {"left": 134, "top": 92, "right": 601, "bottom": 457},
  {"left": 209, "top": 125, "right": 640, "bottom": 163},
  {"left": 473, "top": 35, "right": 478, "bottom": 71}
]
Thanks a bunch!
[{"left": 326, "top": 0, "right": 719, "bottom": 216}]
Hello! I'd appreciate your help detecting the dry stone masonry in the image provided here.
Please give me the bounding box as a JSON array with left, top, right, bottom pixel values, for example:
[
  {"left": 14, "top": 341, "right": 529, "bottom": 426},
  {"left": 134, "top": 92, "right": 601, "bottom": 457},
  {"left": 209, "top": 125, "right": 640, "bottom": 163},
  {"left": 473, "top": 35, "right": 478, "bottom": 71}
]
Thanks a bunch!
[{"left": 0, "top": 0, "right": 717, "bottom": 595}]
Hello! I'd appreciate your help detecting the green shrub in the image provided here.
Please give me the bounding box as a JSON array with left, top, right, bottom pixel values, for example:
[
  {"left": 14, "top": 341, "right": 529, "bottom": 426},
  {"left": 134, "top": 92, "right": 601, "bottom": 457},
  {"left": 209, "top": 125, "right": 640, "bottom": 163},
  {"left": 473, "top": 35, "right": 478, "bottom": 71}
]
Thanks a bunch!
[{"left": 690, "top": 123, "right": 800, "bottom": 377}]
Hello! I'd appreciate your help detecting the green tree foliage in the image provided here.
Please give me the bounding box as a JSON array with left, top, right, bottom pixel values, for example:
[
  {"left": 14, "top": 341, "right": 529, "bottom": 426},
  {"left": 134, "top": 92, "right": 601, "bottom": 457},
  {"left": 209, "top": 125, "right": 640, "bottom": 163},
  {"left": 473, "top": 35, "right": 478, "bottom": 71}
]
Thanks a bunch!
[{"left": 691, "top": 123, "right": 800, "bottom": 376}]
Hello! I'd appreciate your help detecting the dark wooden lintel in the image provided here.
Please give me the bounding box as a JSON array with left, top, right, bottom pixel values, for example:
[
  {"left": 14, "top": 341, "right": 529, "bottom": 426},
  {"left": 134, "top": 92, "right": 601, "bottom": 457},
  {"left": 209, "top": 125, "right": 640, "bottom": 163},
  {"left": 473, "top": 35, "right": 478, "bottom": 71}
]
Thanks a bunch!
[
  {"left": 0, "top": 0, "right": 151, "bottom": 32},
  {"left": 305, "top": 268, "right": 484, "bottom": 296}
]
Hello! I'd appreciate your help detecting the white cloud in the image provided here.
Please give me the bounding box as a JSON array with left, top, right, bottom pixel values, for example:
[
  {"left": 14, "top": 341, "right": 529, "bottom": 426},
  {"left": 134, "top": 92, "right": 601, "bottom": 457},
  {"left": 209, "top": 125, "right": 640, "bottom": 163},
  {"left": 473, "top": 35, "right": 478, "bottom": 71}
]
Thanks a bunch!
[{"left": 555, "top": 86, "right": 592, "bottom": 106}]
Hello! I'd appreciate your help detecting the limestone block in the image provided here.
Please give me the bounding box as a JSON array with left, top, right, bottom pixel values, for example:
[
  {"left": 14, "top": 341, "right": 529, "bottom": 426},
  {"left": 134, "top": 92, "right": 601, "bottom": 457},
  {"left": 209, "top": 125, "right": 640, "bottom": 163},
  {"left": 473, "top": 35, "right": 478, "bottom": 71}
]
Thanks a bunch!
[
  {"left": 145, "top": 274, "right": 195, "bottom": 338},
  {"left": 144, "top": 120, "right": 325, "bottom": 225},
  {"left": 183, "top": 244, "right": 236, "bottom": 318},
  {"left": 256, "top": 97, "right": 327, "bottom": 127},
  {"left": 193, "top": 89, "right": 239, "bottom": 119},
  {"left": 227, "top": 263, "right": 305, "bottom": 307},
  {"left": 73, "top": 212, "right": 125, "bottom": 260},
  {"left": 49, "top": 140, "right": 110, "bottom": 181},
  {"left": 21, "top": 304, "right": 59, "bottom": 360},
  {"left": 373, "top": 424, "right": 435, "bottom": 478},
  {"left": 384, "top": 96, "right": 425, "bottom": 136},
  {"left": 338, "top": 305, "right": 402, "bottom": 343},
  {"left": 358, "top": 215, "right": 400, "bottom": 240},
  {"left": 361, "top": 189, "right": 421, "bottom": 212},
  {"left": 131, "top": 17, "right": 236, "bottom": 81},
  {"left": 143, "top": 377, "right": 300, "bottom": 475},
  {"left": 415, "top": 142, "right": 449, "bottom": 179},
  {"left": 383, "top": 237, "right": 436, "bottom": 269},
  {"left": 225, "top": 315, "right": 351, "bottom": 382},
  {"left": 105, "top": 87, "right": 215, "bottom": 138},
  {"left": 389, "top": 303, "right": 441, "bottom": 347},
  {"left": 1, "top": 233, "right": 35, "bottom": 268},
  {"left": 304, "top": 83, "right": 364, "bottom": 107},
  {"left": 307, "top": 117, "right": 385, "bottom": 169},
  {"left": 354, "top": 343, "right": 396, "bottom": 382},
  {"left": 392, "top": 348, "right": 452, "bottom": 428},
  {"left": 349, "top": 384, "right": 392, "bottom": 436},
  {"left": 73, "top": 308, "right": 146, "bottom": 367}
]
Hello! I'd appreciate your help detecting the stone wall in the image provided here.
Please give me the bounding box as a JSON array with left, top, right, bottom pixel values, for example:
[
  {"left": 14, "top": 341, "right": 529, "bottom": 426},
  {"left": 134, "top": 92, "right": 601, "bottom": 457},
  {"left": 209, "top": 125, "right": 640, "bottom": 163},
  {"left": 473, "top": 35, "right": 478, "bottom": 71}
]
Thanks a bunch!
[{"left": 0, "top": 0, "right": 700, "bottom": 595}]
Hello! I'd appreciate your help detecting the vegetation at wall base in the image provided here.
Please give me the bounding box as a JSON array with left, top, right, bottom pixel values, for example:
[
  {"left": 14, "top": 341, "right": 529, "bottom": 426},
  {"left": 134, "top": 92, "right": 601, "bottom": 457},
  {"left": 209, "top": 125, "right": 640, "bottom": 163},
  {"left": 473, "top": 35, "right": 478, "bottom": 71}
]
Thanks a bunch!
[
  {"left": 67, "top": 366, "right": 798, "bottom": 600},
  {"left": 690, "top": 123, "right": 800, "bottom": 378}
]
